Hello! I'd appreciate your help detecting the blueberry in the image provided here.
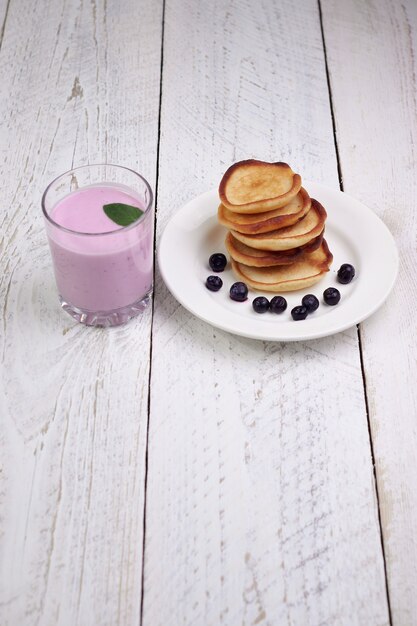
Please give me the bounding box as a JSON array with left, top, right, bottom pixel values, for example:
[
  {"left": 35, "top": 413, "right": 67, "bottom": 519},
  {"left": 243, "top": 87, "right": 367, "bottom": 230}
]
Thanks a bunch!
[
  {"left": 270, "top": 296, "right": 287, "bottom": 314},
  {"left": 209, "top": 253, "right": 227, "bottom": 272},
  {"left": 229, "top": 282, "right": 248, "bottom": 302},
  {"left": 291, "top": 305, "right": 308, "bottom": 321},
  {"left": 252, "top": 296, "right": 270, "bottom": 313},
  {"left": 323, "top": 287, "right": 341, "bottom": 305},
  {"left": 337, "top": 263, "right": 355, "bottom": 284},
  {"left": 206, "top": 275, "right": 223, "bottom": 292},
  {"left": 302, "top": 294, "right": 319, "bottom": 312}
]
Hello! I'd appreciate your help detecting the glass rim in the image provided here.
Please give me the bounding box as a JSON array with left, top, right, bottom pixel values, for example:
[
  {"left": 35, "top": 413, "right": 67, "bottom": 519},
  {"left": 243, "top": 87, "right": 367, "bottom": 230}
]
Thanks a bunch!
[{"left": 41, "top": 163, "right": 154, "bottom": 237}]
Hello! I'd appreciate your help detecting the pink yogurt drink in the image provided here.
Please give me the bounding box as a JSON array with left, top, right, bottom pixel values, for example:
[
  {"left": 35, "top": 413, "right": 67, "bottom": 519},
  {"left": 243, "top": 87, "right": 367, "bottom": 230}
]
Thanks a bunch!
[{"left": 43, "top": 166, "right": 153, "bottom": 326}]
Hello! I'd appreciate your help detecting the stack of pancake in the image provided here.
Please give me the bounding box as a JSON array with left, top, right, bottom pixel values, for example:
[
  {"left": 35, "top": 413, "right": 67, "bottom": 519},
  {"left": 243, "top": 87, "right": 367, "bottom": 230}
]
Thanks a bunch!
[{"left": 218, "top": 160, "right": 333, "bottom": 292}]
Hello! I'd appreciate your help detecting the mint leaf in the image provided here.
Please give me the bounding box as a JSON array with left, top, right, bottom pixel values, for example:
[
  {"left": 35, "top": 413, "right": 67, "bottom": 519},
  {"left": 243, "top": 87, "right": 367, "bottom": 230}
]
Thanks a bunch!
[{"left": 103, "top": 203, "right": 143, "bottom": 226}]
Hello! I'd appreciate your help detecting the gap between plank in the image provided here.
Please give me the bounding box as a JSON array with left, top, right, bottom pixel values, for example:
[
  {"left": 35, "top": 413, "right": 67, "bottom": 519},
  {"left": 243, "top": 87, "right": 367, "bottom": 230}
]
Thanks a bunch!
[
  {"left": 140, "top": 0, "right": 166, "bottom": 623},
  {"left": 317, "top": 1, "right": 393, "bottom": 623},
  {"left": 0, "top": 0, "right": 11, "bottom": 53},
  {"left": 317, "top": 0, "right": 343, "bottom": 191}
]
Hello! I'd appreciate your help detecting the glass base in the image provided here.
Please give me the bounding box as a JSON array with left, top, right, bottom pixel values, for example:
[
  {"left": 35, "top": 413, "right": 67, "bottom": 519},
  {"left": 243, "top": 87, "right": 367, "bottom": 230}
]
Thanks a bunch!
[{"left": 59, "top": 292, "right": 152, "bottom": 327}]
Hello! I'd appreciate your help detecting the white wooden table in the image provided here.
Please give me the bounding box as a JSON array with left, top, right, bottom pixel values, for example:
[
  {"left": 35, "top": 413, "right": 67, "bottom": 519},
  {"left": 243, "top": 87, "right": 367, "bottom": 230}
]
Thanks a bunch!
[{"left": 1, "top": 1, "right": 416, "bottom": 625}]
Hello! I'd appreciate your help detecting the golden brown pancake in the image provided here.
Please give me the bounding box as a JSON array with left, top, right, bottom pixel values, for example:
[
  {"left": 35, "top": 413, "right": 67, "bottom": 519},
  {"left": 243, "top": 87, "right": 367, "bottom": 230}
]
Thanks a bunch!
[
  {"left": 219, "top": 160, "right": 302, "bottom": 214},
  {"left": 225, "top": 232, "right": 324, "bottom": 267},
  {"left": 231, "top": 240, "right": 333, "bottom": 292},
  {"left": 218, "top": 187, "right": 311, "bottom": 234},
  {"left": 231, "top": 199, "right": 326, "bottom": 251}
]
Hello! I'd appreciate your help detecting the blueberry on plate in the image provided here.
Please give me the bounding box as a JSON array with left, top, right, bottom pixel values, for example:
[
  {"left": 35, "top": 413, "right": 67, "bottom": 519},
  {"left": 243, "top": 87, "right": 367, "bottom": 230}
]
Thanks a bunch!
[
  {"left": 323, "top": 287, "right": 341, "bottom": 305},
  {"left": 302, "top": 294, "right": 319, "bottom": 312},
  {"left": 291, "top": 305, "right": 308, "bottom": 321},
  {"left": 229, "top": 281, "right": 248, "bottom": 302},
  {"left": 252, "top": 296, "right": 270, "bottom": 313},
  {"left": 206, "top": 275, "right": 223, "bottom": 292},
  {"left": 270, "top": 296, "right": 287, "bottom": 314},
  {"left": 337, "top": 263, "right": 356, "bottom": 284},
  {"left": 209, "top": 253, "right": 227, "bottom": 272}
]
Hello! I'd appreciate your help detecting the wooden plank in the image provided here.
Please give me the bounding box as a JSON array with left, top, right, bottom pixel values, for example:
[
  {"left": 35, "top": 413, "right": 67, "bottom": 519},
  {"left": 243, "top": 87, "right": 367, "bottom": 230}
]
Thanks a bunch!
[
  {"left": 0, "top": 0, "right": 162, "bottom": 624},
  {"left": 321, "top": 0, "right": 417, "bottom": 623},
  {"left": 143, "top": 0, "right": 390, "bottom": 625}
]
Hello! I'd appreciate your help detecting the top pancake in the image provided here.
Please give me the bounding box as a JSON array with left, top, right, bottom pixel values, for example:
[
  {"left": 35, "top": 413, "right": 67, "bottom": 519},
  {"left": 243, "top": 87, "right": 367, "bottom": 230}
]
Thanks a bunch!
[
  {"left": 231, "top": 199, "right": 327, "bottom": 251},
  {"left": 219, "top": 160, "right": 302, "bottom": 214},
  {"left": 218, "top": 187, "right": 311, "bottom": 234}
]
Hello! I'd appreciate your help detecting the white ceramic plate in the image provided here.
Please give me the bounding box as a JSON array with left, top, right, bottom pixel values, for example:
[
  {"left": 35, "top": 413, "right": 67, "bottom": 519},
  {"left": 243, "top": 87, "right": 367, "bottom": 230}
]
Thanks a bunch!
[{"left": 158, "top": 183, "right": 398, "bottom": 341}]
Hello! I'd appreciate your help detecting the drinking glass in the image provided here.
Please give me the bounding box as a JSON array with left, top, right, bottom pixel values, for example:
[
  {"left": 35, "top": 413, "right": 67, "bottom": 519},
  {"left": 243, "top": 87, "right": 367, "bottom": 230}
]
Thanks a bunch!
[{"left": 42, "top": 164, "right": 154, "bottom": 327}]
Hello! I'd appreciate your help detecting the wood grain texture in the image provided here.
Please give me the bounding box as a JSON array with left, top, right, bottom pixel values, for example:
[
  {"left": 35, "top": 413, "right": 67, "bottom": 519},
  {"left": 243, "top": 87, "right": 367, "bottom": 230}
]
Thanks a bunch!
[
  {"left": 0, "top": 1, "right": 162, "bottom": 624},
  {"left": 322, "top": 0, "right": 417, "bottom": 623},
  {"left": 143, "top": 1, "right": 389, "bottom": 625}
]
